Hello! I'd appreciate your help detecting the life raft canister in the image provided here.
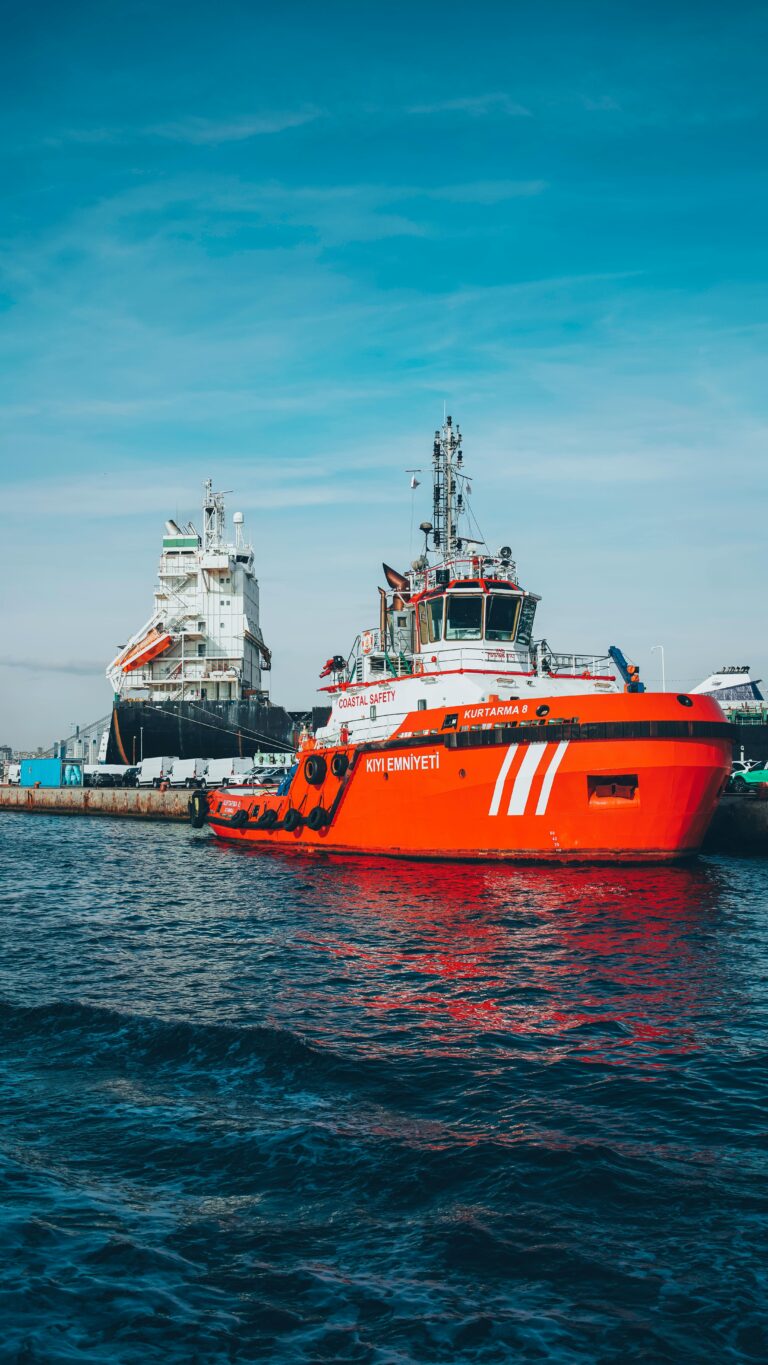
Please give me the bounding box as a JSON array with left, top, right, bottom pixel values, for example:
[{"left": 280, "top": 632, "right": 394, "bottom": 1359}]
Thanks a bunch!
[
  {"left": 188, "top": 789, "right": 209, "bottom": 829},
  {"left": 361, "top": 630, "right": 374, "bottom": 655},
  {"left": 304, "top": 754, "right": 327, "bottom": 786}
]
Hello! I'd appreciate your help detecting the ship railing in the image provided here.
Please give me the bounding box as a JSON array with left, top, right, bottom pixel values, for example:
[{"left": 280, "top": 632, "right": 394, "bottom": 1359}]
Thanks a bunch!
[
  {"left": 537, "top": 650, "right": 616, "bottom": 678},
  {"left": 408, "top": 557, "right": 519, "bottom": 592}
]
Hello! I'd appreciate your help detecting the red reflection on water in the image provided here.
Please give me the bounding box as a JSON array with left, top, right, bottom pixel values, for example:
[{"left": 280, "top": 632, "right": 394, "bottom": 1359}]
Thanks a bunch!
[{"left": 290, "top": 855, "right": 730, "bottom": 1065}]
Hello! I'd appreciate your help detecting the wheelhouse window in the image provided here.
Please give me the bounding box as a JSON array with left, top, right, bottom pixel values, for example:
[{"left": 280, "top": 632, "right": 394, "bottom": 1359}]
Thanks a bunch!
[
  {"left": 445, "top": 594, "right": 483, "bottom": 640},
  {"left": 516, "top": 597, "right": 538, "bottom": 646},
  {"left": 486, "top": 594, "right": 519, "bottom": 641},
  {"left": 418, "top": 596, "right": 444, "bottom": 644}
]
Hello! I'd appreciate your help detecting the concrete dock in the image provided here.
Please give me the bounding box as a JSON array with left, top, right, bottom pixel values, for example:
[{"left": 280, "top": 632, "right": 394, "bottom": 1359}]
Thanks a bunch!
[{"left": 0, "top": 786, "right": 189, "bottom": 822}]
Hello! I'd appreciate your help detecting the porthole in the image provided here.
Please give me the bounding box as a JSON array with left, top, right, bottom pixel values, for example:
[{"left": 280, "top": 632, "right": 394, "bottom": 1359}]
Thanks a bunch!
[
  {"left": 536, "top": 704, "right": 550, "bottom": 718},
  {"left": 677, "top": 695, "right": 693, "bottom": 708}
]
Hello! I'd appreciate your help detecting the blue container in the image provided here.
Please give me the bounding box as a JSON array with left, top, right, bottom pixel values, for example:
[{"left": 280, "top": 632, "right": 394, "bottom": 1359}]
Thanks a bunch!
[{"left": 20, "top": 758, "right": 83, "bottom": 788}]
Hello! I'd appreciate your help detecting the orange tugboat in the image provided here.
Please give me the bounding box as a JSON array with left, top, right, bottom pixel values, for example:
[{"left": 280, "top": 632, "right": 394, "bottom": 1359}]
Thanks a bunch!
[{"left": 193, "top": 417, "right": 731, "bottom": 861}]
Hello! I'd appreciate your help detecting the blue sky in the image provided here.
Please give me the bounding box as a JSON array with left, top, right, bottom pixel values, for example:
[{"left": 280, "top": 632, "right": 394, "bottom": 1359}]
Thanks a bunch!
[{"left": 1, "top": 0, "right": 767, "bottom": 745}]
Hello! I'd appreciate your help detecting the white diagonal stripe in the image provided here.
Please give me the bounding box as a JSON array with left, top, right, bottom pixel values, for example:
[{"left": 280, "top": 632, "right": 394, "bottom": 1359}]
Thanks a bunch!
[
  {"left": 535, "top": 740, "right": 570, "bottom": 815},
  {"left": 488, "top": 745, "right": 517, "bottom": 816},
  {"left": 507, "top": 742, "right": 548, "bottom": 815}
]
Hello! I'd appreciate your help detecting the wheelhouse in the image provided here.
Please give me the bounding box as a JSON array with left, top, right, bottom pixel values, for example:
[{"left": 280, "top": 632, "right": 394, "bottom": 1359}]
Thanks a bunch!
[{"left": 414, "top": 581, "right": 536, "bottom": 649}]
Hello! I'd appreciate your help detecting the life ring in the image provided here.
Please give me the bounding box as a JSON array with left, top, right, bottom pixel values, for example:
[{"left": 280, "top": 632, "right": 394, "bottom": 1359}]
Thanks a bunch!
[
  {"left": 330, "top": 752, "right": 349, "bottom": 778},
  {"left": 307, "top": 806, "right": 329, "bottom": 831},
  {"left": 188, "top": 789, "right": 209, "bottom": 829},
  {"left": 361, "top": 630, "right": 374, "bottom": 656},
  {"left": 304, "top": 754, "right": 327, "bottom": 786},
  {"left": 283, "top": 808, "right": 303, "bottom": 832}
]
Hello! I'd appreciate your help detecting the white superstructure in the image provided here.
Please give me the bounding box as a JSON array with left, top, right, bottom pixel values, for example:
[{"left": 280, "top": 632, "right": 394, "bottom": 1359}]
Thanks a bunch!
[
  {"left": 107, "top": 481, "right": 270, "bottom": 703},
  {"left": 691, "top": 666, "right": 764, "bottom": 709},
  {"left": 315, "top": 415, "right": 626, "bottom": 749}
]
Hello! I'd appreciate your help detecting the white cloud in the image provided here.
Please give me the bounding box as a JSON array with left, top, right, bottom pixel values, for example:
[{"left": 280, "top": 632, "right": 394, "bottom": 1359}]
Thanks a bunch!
[
  {"left": 43, "top": 109, "right": 322, "bottom": 148},
  {"left": 148, "top": 110, "right": 322, "bottom": 143},
  {"left": 408, "top": 93, "right": 532, "bottom": 118}
]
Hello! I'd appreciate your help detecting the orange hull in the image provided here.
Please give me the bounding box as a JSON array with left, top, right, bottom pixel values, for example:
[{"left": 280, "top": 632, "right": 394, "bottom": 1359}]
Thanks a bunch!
[{"left": 204, "top": 693, "right": 731, "bottom": 863}]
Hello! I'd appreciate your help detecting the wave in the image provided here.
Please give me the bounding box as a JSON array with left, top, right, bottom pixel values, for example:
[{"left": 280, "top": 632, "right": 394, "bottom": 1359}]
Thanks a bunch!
[{"left": 0, "top": 996, "right": 374, "bottom": 1094}]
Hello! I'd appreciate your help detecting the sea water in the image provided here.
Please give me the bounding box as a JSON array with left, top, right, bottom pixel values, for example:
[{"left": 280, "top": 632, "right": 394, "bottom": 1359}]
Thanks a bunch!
[{"left": 0, "top": 811, "right": 766, "bottom": 1363}]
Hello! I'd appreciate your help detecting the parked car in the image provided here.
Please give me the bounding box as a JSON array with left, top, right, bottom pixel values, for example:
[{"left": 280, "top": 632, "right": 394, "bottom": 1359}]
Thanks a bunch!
[
  {"left": 205, "top": 757, "right": 254, "bottom": 788},
  {"left": 729, "top": 762, "right": 768, "bottom": 794},
  {"left": 93, "top": 764, "right": 133, "bottom": 787},
  {"left": 168, "top": 758, "right": 208, "bottom": 789},
  {"left": 136, "top": 756, "right": 178, "bottom": 788}
]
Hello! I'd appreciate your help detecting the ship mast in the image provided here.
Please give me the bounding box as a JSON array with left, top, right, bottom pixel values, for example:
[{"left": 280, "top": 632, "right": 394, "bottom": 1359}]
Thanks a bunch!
[
  {"left": 203, "top": 479, "right": 226, "bottom": 552},
  {"left": 431, "top": 415, "right": 463, "bottom": 558}
]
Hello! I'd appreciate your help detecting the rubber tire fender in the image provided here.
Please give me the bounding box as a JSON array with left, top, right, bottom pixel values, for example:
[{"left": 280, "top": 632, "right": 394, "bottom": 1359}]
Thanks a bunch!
[
  {"left": 231, "top": 808, "right": 249, "bottom": 829},
  {"left": 306, "top": 806, "right": 329, "bottom": 831},
  {"left": 188, "top": 789, "right": 209, "bottom": 829},
  {"left": 283, "top": 808, "right": 303, "bottom": 832},
  {"left": 304, "top": 754, "right": 327, "bottom": 786},
  {"left": 330, "top": 752, "right": 349, "bottom": 779},
  {"left": 257, "top": 808, "right": 279, "bottom": 828}
]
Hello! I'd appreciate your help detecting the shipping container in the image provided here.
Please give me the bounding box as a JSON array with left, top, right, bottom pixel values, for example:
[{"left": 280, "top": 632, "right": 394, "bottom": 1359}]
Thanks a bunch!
[{"left": 20, "top": 758, "right": 83, "bottom": 788}]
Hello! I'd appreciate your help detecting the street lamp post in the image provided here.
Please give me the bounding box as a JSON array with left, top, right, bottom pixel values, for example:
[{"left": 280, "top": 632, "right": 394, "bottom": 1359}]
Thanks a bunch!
[{"left": 651, "top": 645, "right": 666, "bottom": 693}]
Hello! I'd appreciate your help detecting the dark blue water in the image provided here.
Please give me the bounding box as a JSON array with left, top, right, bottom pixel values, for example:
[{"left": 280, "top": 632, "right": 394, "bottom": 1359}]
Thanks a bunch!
[{"left": 1, "top": 813, "right": 767, "bottom": 1363}]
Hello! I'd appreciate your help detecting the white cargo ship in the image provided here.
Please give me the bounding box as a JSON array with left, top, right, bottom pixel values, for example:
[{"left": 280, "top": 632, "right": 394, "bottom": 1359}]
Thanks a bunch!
[{"left": 105, "top": 482, "right": 298, "bottom": 764}]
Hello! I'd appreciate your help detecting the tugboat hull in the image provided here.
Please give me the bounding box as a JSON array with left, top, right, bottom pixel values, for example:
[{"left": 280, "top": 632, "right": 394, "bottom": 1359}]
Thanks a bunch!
[{"left": 203, "top": 695, "right": 731, "bottom": 863}]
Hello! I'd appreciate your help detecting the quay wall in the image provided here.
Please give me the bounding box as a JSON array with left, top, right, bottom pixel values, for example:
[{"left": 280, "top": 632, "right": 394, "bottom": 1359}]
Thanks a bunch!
[
  {"left": 0, "top": 785, "right": 189, "bottom": 822},
  {"left": 704, "top": 793, "right": 768, "bottom": 855}
]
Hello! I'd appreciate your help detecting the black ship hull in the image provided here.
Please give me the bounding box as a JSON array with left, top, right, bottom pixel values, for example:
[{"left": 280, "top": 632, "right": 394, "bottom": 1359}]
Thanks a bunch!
[{"left": 107, "top": 698, "right": 300, "bottom": 765}]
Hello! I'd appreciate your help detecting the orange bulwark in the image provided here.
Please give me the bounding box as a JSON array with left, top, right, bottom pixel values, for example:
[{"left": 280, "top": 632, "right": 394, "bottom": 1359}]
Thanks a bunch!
[{"left": 202, "top": 692, "right": 731, "bottom": 863}]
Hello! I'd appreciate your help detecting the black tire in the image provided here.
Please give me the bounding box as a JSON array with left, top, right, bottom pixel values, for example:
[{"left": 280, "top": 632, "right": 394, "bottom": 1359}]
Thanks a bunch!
[
  {"left": 185, "top": 778, "right": 194, "bottom": 789},
  {"left": 231, "top": 808, "right": 249, "bottom": 828},
  {"left": 188, "top": 790, "right": 209, "bottom": 829},
  {"left": 258, "top": 808, "right": 278, "bottom": 828},
  {"left": 307, "top": 806, "right": 329, "bottom": 831},
  {"left": 330, "top": 752, "right": 349, "bottom": 779},
  {"left": 731, "top": 776, "right": 748, "bottom": 793},
  {"left": 283, "top": 808, "right": 303, "bottom": 832},
  {"left": 304, "top": 754, "right": 327, "bottom": 786}
]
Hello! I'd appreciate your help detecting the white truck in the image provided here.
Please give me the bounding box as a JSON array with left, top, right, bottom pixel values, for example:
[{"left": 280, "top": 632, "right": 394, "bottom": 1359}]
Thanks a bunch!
[
  {"left": 204, "top": 757, "right": 255, "bottom": 788},
  {"left": 168, "top": 758, "right": 208, "bottom": 789},
  {"left": 6, "top": 763, "right": 20, "bottom": 786},
  {"left": 136, "top": 756, "right": 178, "bottom": 788}
]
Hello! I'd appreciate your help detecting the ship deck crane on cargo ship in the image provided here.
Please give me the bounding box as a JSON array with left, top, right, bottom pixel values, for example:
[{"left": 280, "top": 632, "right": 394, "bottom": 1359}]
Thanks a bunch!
[{"left": 194, "top": 417, "right": 732, "bottom": 861}]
